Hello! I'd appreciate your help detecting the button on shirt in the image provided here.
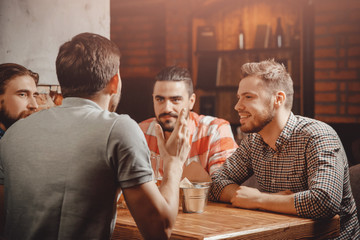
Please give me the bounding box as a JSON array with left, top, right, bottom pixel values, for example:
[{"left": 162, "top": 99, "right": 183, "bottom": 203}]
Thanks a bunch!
[{"left": 210, "top": 113, "right": 360, "bottom": 239}]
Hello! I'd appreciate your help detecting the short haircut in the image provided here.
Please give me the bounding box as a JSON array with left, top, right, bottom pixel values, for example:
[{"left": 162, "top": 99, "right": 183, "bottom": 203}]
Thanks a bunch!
[
  {"left": 0, "top": 63, "right": 39, "bottom": 95},
  {"left": 154, "top": 66, "right": 194, "bottom": 97},
  {"left": 241, "top": 59, "right": 294, "bottom": 110},
  {"left": 56, "top": 32, "right": 121, "bottom": 98}
]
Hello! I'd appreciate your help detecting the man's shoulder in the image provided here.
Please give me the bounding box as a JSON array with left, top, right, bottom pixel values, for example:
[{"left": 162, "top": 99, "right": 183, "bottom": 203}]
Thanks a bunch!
[
  {"left": 138, "top": 117, "right": 157, "bottom": 133},
  {"left": 139, "top": 117, "right": 156, "bottom": 125},
  {"left": 293, "top": 115, "right": 337, "bottom": 137},
  {"left": 194, "top": 112, "right": 231, "bottom": 127}
]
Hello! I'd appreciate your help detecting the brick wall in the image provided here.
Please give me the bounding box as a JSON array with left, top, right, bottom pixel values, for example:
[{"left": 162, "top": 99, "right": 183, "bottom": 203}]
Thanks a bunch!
[
  {"left": 110, "top": 0, "right": 192, "bottom": 122},
  {"left": 110, "top": 0, "right": 360, "bottom": 124},
  {"left": 164, "top": 0, "right": 192, "bottom": 68},
  {"left": 314, "top": 0, "right": 360, "bottom": 123},
  {"left": 110, "top": 1, "right": 167, "bottom": 122},
  {"left": 110, "top": 1, "right": 166, "bottom": 79},
  {"left": 110, "top": 0, "right": 192, "bottom": 78}
]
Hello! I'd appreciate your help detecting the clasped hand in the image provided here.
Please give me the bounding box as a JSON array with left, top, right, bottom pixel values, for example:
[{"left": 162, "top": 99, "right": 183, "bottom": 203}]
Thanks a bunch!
[
  {"left": 155, "top": 108, "right": 191, "bottom": 167},
  {"left": 230, "top": 186, "right": 294, "bottom": 210},
  {"left": 230, "top": 186, "right": 262, "bottom": 209}
]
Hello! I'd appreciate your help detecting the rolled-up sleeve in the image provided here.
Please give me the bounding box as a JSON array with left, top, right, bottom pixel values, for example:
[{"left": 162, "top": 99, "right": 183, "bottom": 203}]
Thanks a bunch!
[
  {"left": 294, "top": 132, "right": 345, "bottom": 219},
  {"left": 210, "top": 138, "right": 253, "bottom": 201}
]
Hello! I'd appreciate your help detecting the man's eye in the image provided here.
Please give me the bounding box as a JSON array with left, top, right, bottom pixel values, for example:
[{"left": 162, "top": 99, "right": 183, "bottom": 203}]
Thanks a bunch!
[
  {"left": 172, "top": 98, "right": 182, "bottom": 103},
  {"left": 18, "top": 93, "right": 27, "bottom": 97},
  {"left": 155, "top": 98, "right": 164, "bottom": 102}
]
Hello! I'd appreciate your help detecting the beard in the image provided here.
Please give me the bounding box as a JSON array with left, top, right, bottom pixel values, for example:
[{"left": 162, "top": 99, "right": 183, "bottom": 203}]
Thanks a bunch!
[
  {"left": 156, "top": 112, "right": 178, "bottom": 132},
  {"left": 239, "top": 104, "right": 275, "bottom": 134},
  {"left": 0, "top": 100, "right": 32, "bottom": 130},
  {"left": 156, "top": 109, "right": 190, "bottom": 132}
]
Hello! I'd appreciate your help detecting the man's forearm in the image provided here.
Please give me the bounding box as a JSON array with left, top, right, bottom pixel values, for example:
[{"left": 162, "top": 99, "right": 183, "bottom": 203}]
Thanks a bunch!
[
  {"left": 159, "top": 156, "right": 183, "bottom": 210},
  {"left": 229, "top": 185, "right": 297, "bottom": 215},
  {"left": 219, "top": 184, "right": 239, "bottom": 202},
  {"left": 257, "top": 193, "right": 297, "bottom": 215}
]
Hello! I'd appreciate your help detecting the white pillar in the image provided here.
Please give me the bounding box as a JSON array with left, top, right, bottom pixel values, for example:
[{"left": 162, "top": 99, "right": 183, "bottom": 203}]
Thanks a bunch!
[{"left": 0, "top": 0, "right": 110, "bottom": 85}]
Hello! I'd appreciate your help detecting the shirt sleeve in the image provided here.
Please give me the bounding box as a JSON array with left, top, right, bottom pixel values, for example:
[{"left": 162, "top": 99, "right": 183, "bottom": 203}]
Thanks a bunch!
[
  {"left": 207, "top": 121, "right": 238, "bottom": 175},
  {"left": 107, "top": 115, "right": 153, "bottom": 189},
  {"left": 294, "top": 130, "right": 345, "bottom": 219},
  {"left": 209, "top": 136, "right": 253, "bottom": 201}
]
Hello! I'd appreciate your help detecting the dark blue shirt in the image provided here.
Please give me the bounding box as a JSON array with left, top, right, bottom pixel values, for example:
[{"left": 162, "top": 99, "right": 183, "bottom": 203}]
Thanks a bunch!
[{"left": 0, "top": 128, "right": 4, "bottom": 139}]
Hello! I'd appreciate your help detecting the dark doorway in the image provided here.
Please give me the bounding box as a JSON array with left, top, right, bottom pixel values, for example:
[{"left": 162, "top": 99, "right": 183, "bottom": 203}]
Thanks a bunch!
[{"left": 117, "top": 77, "right": 154, "bottom": 123}]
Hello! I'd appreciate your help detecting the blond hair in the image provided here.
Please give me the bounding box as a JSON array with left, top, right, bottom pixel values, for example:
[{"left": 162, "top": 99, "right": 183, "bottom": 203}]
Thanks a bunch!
[{"left": 241, "top": 59, "right": 294, "bottom": 110}]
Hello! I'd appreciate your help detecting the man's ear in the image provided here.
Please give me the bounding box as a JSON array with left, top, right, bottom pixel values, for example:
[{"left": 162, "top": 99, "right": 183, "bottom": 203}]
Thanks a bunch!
[
  {"left": 274, "top": 91, "right": 286, "bottom": 108},
  {"left": 108, "top": 73, "right": 120, "bottom": 94},
  {"left": 189, "top": 93, "right": 196, "bottom": 110}
]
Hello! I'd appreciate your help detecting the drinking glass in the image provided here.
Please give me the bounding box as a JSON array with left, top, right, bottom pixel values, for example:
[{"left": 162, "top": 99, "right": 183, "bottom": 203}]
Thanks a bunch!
[{"left": 150, "top": 153, "right": 162, "bottom": 186}]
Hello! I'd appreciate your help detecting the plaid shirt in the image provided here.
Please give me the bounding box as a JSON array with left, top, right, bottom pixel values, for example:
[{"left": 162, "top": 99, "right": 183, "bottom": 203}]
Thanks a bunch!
[
  {"left": 139, "top": 111, "right": 238, "bottom": 175},
  {"left": 210, "top": 113, "right": 359, "bottom": 239}
]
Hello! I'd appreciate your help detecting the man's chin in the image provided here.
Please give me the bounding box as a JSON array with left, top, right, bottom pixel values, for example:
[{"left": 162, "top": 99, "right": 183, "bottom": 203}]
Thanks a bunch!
[
  {"left": 161, "top": 124, "right": 174, "bottom": 132},
  {"left": 157, "top": 122, "right": 174, "bottom": 132}
]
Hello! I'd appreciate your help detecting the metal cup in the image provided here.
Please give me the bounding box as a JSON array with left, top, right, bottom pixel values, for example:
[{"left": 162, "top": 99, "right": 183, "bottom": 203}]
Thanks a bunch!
[{"left": 180, "top": 182, "right": 210, "bottom": 213}]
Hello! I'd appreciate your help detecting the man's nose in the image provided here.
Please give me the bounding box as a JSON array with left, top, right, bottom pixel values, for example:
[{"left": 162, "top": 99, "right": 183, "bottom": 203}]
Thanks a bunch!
[
  {"left": 164, "top": 100, "right": 174, "bottom": 112},
  {"left": 234, "top": 99, "right": 243, "bottom": 111},
  {"left": 28, "top": 95, "right": 39, "bottom": 111}
]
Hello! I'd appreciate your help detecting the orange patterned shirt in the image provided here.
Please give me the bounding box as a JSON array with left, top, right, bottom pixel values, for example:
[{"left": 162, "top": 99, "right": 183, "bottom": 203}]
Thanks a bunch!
[{"left": 139, "top": 112, "right": 238, "bottom": 175}]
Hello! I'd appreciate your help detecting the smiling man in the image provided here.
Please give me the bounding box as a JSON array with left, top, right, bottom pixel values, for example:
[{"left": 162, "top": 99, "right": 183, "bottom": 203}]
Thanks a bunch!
[
  {"left": 210, "top": 59, "right": 359, "bottom": 239},
  {"left": 0, "top": 63, "right": 39, "bottom": 139},
  {"left": 139, "top": 66, "right": 238, "bottom": 177}
]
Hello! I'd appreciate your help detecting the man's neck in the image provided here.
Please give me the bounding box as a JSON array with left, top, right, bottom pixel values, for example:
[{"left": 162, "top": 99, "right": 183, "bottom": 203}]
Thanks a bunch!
[
  {"left": 259, "top": 110, "right": 291, "bottom": 150},
  {"left": 86, "top": 93, "right": 111, "bottom": 111}
]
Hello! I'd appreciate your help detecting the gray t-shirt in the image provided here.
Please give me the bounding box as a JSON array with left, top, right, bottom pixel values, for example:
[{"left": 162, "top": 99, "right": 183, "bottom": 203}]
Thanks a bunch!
[{"left": 0, "top": 97, "right": 153, "bottom": 240}]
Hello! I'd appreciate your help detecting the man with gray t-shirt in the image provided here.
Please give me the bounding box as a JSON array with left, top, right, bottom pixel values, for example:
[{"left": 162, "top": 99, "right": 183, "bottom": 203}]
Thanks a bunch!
[{"left": 0, "top": 33, "right": 190, "bottom": 239}]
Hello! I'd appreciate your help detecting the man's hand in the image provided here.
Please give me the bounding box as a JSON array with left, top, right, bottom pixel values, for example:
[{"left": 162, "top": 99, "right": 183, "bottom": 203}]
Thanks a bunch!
[
  {"left": 230, "top": 186, "right": 262, "bottom": 210},
  {"left": 123, "top": 108, "right": 191, "bottom": 239},
  {"left": 229, "top": 186, "right": 297, "bottom": 215},
  {"left": 155, "top": 108, "right": 190, "bottom": 167}
]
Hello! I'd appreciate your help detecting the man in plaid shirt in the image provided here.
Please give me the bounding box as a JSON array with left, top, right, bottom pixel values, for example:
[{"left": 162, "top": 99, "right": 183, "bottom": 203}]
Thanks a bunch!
[
  {"left": 210, "top": 59, "right": 359, "bottom": 239},
  {"left": 139, "top": 66, "right": 238, "bottom": 177}
]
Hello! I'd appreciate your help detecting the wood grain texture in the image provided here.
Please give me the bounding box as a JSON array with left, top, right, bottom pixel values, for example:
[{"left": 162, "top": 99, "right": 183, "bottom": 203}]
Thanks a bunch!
[{"left": 112, "top": 202, "right": 339, "bottom": 240}]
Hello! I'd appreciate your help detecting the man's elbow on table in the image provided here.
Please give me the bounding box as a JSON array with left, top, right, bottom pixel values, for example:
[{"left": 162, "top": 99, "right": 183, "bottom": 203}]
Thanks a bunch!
[{"left": 294, "top": 190, "right": 341, "bottom": 219}]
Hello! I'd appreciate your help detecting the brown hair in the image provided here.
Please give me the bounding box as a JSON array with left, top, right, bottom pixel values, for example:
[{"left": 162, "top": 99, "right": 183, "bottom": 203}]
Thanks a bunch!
[
  {"left": 56, "top": 32, "right": 121, "bottom": 98},
  {"left": 0, "top": 63, "right": 39, "bottom": 95},
  {"left": 154, "top": 65, "right": 194, "bottom": 98}
]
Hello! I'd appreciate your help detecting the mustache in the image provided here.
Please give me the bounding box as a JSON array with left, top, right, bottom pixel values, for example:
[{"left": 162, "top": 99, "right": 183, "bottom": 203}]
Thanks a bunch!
[
  {"left": 159, "top": 112, "right": 178, "bottom": 118},
  {"left": 237, "top": 111, "right": 250, "bottom": 114}
]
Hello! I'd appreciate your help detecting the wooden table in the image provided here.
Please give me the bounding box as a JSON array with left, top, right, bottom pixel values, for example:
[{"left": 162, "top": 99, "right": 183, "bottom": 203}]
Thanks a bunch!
[{"left": 111, "top": 202, "right": 339, "bottom": 240}]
